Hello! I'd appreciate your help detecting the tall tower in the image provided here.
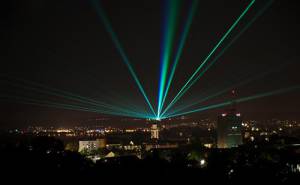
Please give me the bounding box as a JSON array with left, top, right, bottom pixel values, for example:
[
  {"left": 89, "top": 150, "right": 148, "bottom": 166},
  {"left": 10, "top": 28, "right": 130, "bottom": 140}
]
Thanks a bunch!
[{"left": 217, "top": 90, "right": 243, "bottom": 148}]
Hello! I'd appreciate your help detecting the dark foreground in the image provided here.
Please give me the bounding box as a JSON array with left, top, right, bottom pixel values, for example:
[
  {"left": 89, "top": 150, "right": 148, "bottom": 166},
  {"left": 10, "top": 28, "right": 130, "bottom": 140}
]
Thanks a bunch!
[{"left": 1, "top": 135, "right": 300, "bottom": 184}]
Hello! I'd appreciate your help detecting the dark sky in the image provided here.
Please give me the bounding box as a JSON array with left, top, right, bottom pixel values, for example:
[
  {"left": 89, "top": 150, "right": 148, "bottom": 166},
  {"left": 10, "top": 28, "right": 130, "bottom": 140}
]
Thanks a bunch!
[{"left": 1, "top": 0, "right": 300, "bottom": 128}]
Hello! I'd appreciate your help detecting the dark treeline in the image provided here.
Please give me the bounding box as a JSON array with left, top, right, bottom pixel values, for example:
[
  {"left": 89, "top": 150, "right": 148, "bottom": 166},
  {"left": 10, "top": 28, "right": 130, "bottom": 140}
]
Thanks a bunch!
[{"left": 0, "top": 133, "right": 300, "bottom": 184}]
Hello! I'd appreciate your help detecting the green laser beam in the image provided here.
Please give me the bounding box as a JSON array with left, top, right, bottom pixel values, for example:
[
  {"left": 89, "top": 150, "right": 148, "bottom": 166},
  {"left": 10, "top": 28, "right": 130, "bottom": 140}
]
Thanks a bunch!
[
  {"left": 6, "top": 82, "right": 142, "bottom": 117},
  {"left": 162, "top": 0, "right": 275, "bottom": 117},
  {"left": 160, "top": 0, "right": 199, "bottom": 116},
  {"left": 0, "top": 94, "right": 151, "bottom": 119},
  {"left": 158, "top": 0, "right": 181, "bottom": 117},
  {"left": 162, "top": 0, "right": 256, "bottom": 117},
  {"left": 91, "top": 0, "right": 156, "bottom": 116},
  {"left": 101, "top": 90, "right": 150, "bottom": 115},
  {"left": 165, "top": 58, "right": 287, "bottom": 117},
  {"left": 0, "top": 74, "right": 123, "bottom": 108},
  {"left": 76, "top": 72, "right": 149, "bottom": 114},
  {"left": 0, "top": 95, "right": 111, "bottom": 116},
  {"left": 0, "top": 75, "right": 149, "bottom": 118},
  {"left": 167, "top": 85, "right": 300, "bottom": 118}
]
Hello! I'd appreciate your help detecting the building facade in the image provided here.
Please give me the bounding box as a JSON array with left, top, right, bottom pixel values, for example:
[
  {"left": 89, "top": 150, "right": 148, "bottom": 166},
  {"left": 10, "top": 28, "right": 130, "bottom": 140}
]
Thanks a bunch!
[
  {"left": 217, "top": 112, "right": 243, "bottom": 148},
  {"left": 78, "top": 138, "right": 106, "bottom": 153}
]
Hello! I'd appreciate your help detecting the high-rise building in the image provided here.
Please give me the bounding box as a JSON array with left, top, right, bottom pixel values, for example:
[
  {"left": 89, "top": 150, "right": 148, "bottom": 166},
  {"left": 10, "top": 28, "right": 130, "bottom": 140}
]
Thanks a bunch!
[
  {"left": 217, "top": 112, "right": 242, "bottom": 148},
  {"left": 217, "top": 90, "right": 243, "bottom": 148}
]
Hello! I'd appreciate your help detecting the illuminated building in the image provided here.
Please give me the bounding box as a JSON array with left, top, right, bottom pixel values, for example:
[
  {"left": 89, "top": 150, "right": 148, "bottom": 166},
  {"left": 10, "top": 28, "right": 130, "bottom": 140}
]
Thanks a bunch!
[
  {"left": 78, "top": 138, "right": 106, "bottom": 153},
  {"left": 217, "top": 90, "right": 243, "bottom": 148},
  {"left": 217, "top": 112, "right": 243, "bottom": 148}
]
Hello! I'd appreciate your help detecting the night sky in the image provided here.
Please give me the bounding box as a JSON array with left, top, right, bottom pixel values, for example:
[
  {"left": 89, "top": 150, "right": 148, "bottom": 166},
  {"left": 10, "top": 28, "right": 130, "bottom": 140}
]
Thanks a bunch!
[{"left": 1, "top": 0, "right": 300, "bottom": 128}]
